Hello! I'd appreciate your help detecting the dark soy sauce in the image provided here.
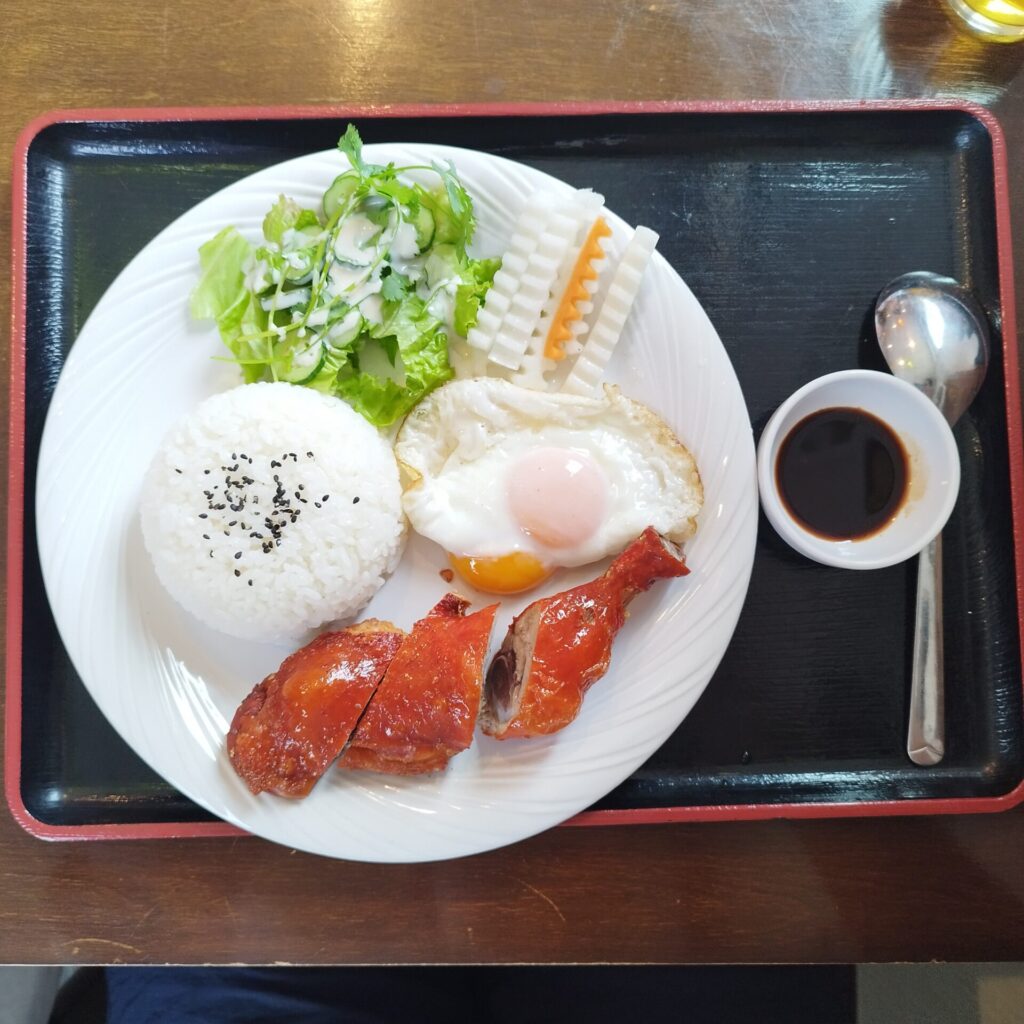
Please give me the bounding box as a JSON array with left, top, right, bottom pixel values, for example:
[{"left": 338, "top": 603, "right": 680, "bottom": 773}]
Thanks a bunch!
[{"left": 775, "top": 407, "right": 909, "bottom": 540}]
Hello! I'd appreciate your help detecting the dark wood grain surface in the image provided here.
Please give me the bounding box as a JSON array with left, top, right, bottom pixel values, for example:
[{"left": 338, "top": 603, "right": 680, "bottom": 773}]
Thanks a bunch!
[{"left": 3, "top": 0, "right": 1024, "bottom": 965}]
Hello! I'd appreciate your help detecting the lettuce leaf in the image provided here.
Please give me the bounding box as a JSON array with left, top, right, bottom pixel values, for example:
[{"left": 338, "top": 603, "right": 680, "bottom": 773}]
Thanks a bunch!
[
  {"left": 350, "top": 294, "right": 453, "bottom": 425},
  {"left": 454, "top": 257, "right": 501, "bottom": 336},
  {"left": 333, "top": 371, "right": 409, "bottom": 427},
  {"left": 262, "top": 195, "right": 320, "bottom": 245},
  {"left": 189, "top": 227, "right": 252, "bottom": 325},
  {"left": 219, "top": 295, "right": 271, "bottom": 384},
  {"left": 256, "top": 243, "right": 318, "bottom": 285}
]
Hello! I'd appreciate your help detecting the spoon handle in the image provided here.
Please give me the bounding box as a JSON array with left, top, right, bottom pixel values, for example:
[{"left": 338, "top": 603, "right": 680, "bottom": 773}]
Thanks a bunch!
[{"left": 907, "top": 535, "right": 945, "bottom": 766}]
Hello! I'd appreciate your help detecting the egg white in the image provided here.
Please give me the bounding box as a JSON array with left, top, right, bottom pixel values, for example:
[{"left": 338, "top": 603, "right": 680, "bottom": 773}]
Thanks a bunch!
[{"left": 395, "top": 378, "right": 703, "bottom": 567}]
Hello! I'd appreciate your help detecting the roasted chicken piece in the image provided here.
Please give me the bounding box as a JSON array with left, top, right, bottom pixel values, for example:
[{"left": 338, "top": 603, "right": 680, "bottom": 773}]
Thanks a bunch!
[
  {"left": 481, "top": 528, "right": 689, "bottom": 739},
  {"left": 339, "top": 593, "right": 499, "bottom": 775},
  {"left": 227, "top": 620, "right": 404, "bottom": 797},
  {"left": 337, "top": 746, "right": 451, "bottom": 777}
]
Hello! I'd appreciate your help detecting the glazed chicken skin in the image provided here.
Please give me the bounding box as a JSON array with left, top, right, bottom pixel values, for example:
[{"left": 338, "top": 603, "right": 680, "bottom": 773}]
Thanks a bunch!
[
  {"left": 481, "top": 528, "right": 689, "bottom": 739},
  {"left": 227, "top": 620, "right": 404, "bottom": 797},
  {"left": 339, "top": 594, "right": 499, "bottom": 775}
]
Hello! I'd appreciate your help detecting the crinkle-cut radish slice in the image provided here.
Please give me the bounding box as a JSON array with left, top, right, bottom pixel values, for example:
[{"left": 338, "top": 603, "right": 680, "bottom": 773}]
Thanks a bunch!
[
  {"left": 561, "top": 226, "right": 659, "bottom": 396},
  {"left": 489, "top": 192, "right": 605, "bottom": 374},
  {"left": 513, "top": 217, "right": 606, "bottom": 391},
  {"left": 486, "top": 213, "right": 580, "bottom": 370},
  {"left": 466, "top": 195, "right": 552, "bottom": 352},
  {"left": 543, "top": 217, "right": 612, "bottom": 361}
]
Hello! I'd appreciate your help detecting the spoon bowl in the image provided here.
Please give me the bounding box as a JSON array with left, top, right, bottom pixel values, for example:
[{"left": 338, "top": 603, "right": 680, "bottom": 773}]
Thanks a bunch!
[{"left": 875, "top": 271, "right": 990, "bottom": 425}]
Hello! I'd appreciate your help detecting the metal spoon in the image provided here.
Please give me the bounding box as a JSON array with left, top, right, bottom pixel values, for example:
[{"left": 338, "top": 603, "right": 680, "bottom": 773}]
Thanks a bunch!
[{"left": 875, "top": 271, "right": 990, "bottom": 766}]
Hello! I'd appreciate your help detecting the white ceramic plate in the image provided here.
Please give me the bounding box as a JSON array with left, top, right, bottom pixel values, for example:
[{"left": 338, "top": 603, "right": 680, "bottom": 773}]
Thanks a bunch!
[{"left": 36, "top": 143, "right": 757, "bottom": 862}]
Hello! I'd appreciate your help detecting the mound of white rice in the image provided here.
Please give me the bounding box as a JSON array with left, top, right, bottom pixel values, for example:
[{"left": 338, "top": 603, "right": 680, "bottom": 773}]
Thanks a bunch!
[{"left": 140, "top": 383, "right": 405, "bottom": 643}]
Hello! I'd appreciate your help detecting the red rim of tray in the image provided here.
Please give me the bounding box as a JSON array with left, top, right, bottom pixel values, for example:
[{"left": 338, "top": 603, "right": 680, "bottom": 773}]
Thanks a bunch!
[{"left": 7, "top": 99, "right": 1022, "bottom": 843}]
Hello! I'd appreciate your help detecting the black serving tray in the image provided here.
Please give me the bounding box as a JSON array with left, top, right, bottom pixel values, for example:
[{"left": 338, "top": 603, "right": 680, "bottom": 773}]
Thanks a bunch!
[{"left": 9, "top": 103, "right": 1023, "bottom": 837}]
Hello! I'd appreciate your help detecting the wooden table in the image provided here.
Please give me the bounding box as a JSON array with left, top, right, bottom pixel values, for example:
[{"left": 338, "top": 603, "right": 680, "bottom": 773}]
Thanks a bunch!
[{"left": 3, "top": 0, "right": 1024, "bottom": 965}]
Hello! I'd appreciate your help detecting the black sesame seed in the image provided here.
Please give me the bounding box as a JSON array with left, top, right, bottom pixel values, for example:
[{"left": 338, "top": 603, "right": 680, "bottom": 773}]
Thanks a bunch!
[
  {"left": 223, "top": 530, "right": 230, "bottom": 537},
  {"left": 306, "top": 451, "right": 314, "bottom": 458},
  {"left": 314, "top": 502, "right": 321, "bottom": 509},
  {"left": 209, "top": 550, "right": 213, "bottom": 559},
  {"left": 204, "top": 469, "right": 211, "bottom": 475},
  {"left": 199, "top": 513, "right": 208, "bottom": 519},
  {"left": 202, "top": 534, "right": 210, "bottom": 540},
  {"left": 174, "top": 469, "right": 182, "bottom": 475},
  {"left": 234, "top": 552, "right": 242, "bottom": 560},
  {"left": 352, "top": 496, "right": 360, "bottom": 504},
  {"left": 234, "top": 569, "right": 241, "bottom": 578},
  {"left": 322, "top": 495, "right": 329, "bottom": 502},
  {"left": 248, "top": 579, "right": 253, "bottom": 587},
  {"left": 228, "top": 520, "right": 237, "bottom": 527}
]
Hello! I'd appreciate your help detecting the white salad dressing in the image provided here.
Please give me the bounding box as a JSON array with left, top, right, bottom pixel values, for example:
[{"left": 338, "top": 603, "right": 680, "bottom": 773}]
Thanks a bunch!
[
  {"left": 425, "top": 285, "right": 456, "bottom": 329},
  {"left": 284, "top": 250, "right": 310, "bottom": 271},
  {"left": 326, "top": 263, "right": 383, "bottom": 308},
  {"left": 391, "top": 255, "right": 425, "bottom": 283},
  {"left": 333, "top": 214, "right": 382, "bottom": 265},
  {"left": 360, "top": 294, "right": 384, "bottom": 326},
  {"left": 261, "top": 288, "right": 311, "bottom": 312},
  {"left": 244, "top": 258, "right": 270, "bottom": 294},
  {"left": 390, "top": 220, "right": 420, "bottom": 261},
  {"left": 305, "top": 306, "right": 331, "bottom": 328}
]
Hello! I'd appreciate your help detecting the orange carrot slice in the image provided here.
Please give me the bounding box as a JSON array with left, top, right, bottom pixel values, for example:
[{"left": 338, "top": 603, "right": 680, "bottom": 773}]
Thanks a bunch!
[{"left": 543, "top": 217, "right": 612, "bottom": 361}]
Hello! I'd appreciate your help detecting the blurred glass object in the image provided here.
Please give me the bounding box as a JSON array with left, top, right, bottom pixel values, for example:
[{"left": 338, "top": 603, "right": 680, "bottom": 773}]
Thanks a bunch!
[
  {"left": 944, "top": 0, "right": 1024, "bottom": 41},
  {"left": 872, "top": 0, "right": 1024, "bottom": 102}
]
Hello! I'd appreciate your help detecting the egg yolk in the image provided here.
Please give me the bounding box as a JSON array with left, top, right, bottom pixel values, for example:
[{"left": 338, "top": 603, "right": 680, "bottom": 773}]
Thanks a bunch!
[
  {"left": 449, "top": 552, "right": 554, "bottom": 595},
  {"left": 507, "top": 447, "right": 608, "bottom": 550}
]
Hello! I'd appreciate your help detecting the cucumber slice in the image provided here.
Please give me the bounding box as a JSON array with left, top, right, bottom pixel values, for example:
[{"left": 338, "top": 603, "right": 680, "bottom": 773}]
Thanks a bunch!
[
  {"left": 279, "top": 337, "right": 326, "bottom": 384},
  {"left": 325, "top": 308, "right": 364, "bottom": 350},
  {"left": 305, "top": 349, "right": 343, "bottom": 394},
  {"left": 323, "top": 172, "right": 360, "bottom": 220},
  {"left": 413, "top": 205, "right": 435, "bottom": 249}
]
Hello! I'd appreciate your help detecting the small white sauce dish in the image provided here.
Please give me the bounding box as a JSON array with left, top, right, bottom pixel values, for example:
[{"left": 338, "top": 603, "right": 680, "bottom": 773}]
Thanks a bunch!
[{"left": 756, "top": 369, "right": 961, "bottom": 570}]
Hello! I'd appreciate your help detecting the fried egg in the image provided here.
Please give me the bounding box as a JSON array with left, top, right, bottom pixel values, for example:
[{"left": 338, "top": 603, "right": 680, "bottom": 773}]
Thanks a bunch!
[{"left": 395, "top": 378, "right": 703, "bottom": 595}]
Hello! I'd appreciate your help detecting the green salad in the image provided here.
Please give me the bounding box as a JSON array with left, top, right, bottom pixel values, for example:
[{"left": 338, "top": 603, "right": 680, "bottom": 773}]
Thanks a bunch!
[{"left": 189, "top": 125, "right": 499, "bottom": 426}]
